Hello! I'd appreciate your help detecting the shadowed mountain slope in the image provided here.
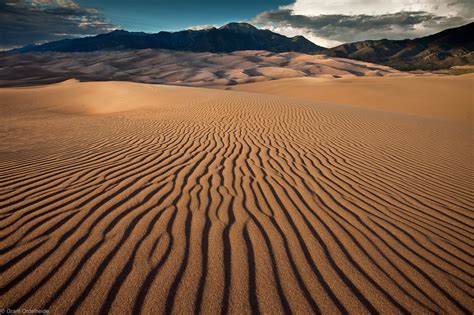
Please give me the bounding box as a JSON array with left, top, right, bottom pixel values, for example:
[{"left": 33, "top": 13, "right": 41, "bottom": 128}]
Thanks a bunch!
[
  {"left": 14, "top": 22, "right": 323, "bottom": 54},
  {"left": 325, "top": 22, "right": 474, "bottom": 70}
]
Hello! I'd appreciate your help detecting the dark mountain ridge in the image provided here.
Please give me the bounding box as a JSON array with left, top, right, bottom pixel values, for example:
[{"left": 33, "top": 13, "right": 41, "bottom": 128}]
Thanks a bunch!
[
  {"left": 325, "top": 22, "right": 474, "bottom": 70},
  {"left": 14, "top": 22, "right": 323, "bottom": 54}
]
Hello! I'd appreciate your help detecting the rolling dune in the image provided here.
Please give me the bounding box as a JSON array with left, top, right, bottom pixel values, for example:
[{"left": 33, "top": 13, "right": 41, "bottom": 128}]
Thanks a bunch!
[
  {"left": 0, "top": 50, "right": 402, "bottom": 87},
  {"left": 224, "top": 74, "right": 474, "bottom": 122},
  {"left": 0, "top": 81, "right": 472, "bottom": 314}
]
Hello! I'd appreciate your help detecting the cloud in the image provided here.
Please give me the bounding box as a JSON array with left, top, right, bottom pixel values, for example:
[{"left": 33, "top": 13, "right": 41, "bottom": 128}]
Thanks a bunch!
[
  {"left": 259, "top": 24, "right": 345, "bottom": 48},
  {"left": 251, "top": 0, "right": 473, "bottom": 47},
  {"left": 286, "top": 0, "right": 473, "bottom": 17},
  {"left": 0, "top": 0, "right": 116, "bottom": 50},
  {"left": 186, "top": 24, "right": 218, "bottom": 31}
]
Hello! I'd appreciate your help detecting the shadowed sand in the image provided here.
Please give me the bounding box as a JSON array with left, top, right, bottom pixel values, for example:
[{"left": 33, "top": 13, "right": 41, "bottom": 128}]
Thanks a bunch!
[
  {"left": 0, "top": 80, "right": 472, "bottom": 314},
  {"left": 0, "top": 50, "right": 402, "bottom": 87}
]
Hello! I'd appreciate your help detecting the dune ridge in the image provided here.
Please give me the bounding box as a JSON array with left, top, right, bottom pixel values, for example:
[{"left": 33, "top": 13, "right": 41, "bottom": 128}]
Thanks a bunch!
[
  {"left": 0, "top": 50, "right": 402, "bottom": 87},
  {"left": 0, "top": 81, "right": 472, "bottom": 314}
]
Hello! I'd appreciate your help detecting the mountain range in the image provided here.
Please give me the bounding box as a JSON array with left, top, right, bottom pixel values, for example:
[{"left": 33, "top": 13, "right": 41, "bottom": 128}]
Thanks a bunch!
[
  {"left": 325, "top": 22, "right": 474, "bottom": 70},
  {"left": 15, "top": 23, "right": 323, "bottom": 54},
  {"left": 11, "top": 22, "right": 474, "bottom": 70}
]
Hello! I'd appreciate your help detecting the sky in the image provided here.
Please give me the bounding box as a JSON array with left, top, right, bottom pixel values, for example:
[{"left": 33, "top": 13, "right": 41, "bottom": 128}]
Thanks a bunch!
[{"left": 0, "top": 0, "right": 472, "bottom": 49}]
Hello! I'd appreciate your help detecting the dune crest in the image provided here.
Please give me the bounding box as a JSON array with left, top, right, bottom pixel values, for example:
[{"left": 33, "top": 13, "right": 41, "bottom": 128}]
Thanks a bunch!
[
  {"left": 0, "top": 81, "right": 472, "bottom": 314},
  {"left": 0, "top": 50, "right": 402, "bottom": 87}
]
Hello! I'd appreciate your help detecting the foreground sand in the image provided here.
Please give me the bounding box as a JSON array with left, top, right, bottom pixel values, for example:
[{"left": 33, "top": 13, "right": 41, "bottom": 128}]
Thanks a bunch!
[{"left": 0, "top": 80, "right": 472, "bottom": 314}]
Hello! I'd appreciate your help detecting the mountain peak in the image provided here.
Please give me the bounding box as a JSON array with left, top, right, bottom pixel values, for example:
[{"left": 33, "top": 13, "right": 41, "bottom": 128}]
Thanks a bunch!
[
  {"left": 14, "top": 22, "right": 324, "bottom": 54},
  {"left": 219, "top": 22, "right": 258, "bottom": 33},
  {"left": 110, "top": 29, "right": 129, "bottom": 34}
]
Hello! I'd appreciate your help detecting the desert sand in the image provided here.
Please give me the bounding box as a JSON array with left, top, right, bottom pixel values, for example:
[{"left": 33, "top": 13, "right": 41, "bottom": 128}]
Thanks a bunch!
[
  {"left": 0, "top": 79, "right": 473, "bottom": 314},
  {"left": 224, "top": 74, "right": 474, "bottom": 122},
  {"left": 0, "top": 50, "right": 401, "bottom": 87}
]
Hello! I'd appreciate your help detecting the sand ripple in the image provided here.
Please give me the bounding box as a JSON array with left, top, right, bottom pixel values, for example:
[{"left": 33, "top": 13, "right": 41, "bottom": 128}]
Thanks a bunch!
[{"left": 0, "top": 82, "right": 472, "bottom": 314}]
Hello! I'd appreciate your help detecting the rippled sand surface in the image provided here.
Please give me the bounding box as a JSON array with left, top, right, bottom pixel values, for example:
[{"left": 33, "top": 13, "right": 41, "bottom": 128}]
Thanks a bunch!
[{"left": 0, "top": 80, "right": 472, "bottom": 314}]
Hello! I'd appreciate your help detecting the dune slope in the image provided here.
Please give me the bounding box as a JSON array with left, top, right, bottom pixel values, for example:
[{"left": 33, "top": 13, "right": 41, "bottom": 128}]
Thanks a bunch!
[
  {"left": 225, "top": 74, "right": 474, "bottom": 122},
  {"left": 0, "top": 50, "right": 401, "bottom": 87},
  {"left": 0, "top": 81, "right": 472, "bottom": 314}
]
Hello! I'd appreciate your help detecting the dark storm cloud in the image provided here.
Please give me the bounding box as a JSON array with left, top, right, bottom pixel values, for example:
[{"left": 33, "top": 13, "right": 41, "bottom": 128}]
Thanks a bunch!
[
  {"left": 253, "top": 8, "right": 471, "bottom": 43},
  {"left": 448, "top": 0, "right": 474, "bottom": 17},
  {"left": 0, "top": 0, "right": 116, "bottom": 49}
]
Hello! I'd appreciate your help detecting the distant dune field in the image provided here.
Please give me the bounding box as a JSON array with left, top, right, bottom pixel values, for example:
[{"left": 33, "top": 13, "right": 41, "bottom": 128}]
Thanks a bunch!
[
  {"left": 0, "top": 79, "right": 472, "bottom": 314},
  {"left": 0, "top": 50, "right": 402, "bottom": 87}
]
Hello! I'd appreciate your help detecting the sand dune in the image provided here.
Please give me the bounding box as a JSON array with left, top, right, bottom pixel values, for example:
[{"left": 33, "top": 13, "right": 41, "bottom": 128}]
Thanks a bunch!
[
  {"left": 0, "top": 81, "right": 472, "bottom": 314},
  {"left": 0, "top": 50, "right": 402, "bottom": 87},
  {"left": 224, "top": 74, "right": 474, "bottom": 122}
]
